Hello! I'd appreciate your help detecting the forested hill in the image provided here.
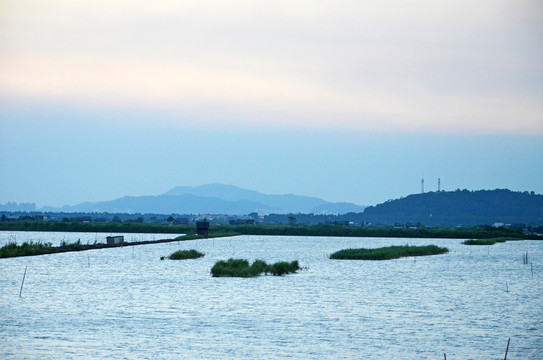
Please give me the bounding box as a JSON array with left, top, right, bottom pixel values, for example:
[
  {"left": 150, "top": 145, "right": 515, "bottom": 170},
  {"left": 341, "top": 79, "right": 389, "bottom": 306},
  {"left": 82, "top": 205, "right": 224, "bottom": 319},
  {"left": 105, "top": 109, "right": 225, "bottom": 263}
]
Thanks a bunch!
[{"left": 361, "top": 189, "right": 543, "bottom": 226}]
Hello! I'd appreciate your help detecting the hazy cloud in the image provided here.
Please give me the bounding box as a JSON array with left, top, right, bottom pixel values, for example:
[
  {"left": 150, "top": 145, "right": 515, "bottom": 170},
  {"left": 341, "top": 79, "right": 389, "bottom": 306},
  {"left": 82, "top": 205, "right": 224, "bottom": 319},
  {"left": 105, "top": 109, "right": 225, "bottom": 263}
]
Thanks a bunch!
[{"left": 2, "top": 0, "right": 542, "bottom": 133}]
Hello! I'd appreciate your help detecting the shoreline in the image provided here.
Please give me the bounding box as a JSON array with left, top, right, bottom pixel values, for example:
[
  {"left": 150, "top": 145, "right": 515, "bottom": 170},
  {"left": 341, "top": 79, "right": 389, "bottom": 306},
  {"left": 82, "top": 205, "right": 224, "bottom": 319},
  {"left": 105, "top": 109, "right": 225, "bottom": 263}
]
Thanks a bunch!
[{"left": 0, "top": 221, "right": 538, "bottom": 240}]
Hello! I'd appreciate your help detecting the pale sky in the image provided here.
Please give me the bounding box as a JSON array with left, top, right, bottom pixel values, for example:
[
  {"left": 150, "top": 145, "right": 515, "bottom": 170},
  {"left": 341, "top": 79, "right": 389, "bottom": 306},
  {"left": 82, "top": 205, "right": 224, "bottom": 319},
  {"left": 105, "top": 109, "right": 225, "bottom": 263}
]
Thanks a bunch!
[{"left": 1, "top": 0, "right": 542, "bottom": 208}]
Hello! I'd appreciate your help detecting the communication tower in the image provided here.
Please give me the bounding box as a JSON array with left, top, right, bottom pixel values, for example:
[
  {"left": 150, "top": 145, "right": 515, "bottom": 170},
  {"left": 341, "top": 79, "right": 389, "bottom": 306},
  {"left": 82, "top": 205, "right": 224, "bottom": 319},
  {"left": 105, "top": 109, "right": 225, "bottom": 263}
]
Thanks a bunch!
[
  {"left": 421, "top": 178, "right": 424, "bottom": 194},
  {"left": 438, "top": 178, "right": 441, "bottom": 192}
]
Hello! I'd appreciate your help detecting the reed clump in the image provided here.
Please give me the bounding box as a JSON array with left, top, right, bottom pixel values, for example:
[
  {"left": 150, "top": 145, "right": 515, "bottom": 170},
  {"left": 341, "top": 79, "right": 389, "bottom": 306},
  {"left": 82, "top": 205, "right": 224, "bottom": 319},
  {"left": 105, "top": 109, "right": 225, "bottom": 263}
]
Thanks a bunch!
[
  {"left": 210, "top": 258, "right": 300, "bottom": 277},
  {"left": 60, "top": 239, "right": 85, "bottom": 251},
  {"left": 0, "top": 241, "right": 53, "bottom": 258},
  {"left": 268, "top": 260, "right": 301, "bottom": 276},
  {"left": 168, "top": 249, "right": 205, "bottom": 260},
  {"left": 462, "top": 237, "right": 518, "bottom": 245},
  {"left": 330, "top": 245, "right": 449, "bottom": 260}
]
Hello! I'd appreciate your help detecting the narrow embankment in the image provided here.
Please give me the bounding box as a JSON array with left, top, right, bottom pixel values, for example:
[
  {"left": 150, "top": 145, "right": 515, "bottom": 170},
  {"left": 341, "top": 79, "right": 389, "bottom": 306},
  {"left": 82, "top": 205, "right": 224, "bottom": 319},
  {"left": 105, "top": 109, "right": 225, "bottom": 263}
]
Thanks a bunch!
[{"left": 0, "top": 233, "right": 239, "bottom": 258}]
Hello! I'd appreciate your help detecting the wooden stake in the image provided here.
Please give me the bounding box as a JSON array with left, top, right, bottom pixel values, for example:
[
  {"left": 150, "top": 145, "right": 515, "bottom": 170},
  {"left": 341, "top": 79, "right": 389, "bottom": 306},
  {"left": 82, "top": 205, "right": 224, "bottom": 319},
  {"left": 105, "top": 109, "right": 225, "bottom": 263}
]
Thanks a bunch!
[
  {"left": 504, "top": 338, "right": 510, "bottom": 360},
  {"left": 19, "top": 265, "right": 27, "bottom": 297}
]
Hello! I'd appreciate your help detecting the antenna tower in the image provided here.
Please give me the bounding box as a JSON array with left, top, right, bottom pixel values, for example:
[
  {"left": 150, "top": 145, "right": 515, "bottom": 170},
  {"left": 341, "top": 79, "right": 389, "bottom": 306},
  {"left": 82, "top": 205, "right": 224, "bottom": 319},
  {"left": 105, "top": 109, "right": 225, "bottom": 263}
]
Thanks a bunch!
[
  {"left": 421, "top": 178, "right": 424, "bottom": 194},
  {"left": 438, "top": 178, "right": 441, "bottom": 192}
]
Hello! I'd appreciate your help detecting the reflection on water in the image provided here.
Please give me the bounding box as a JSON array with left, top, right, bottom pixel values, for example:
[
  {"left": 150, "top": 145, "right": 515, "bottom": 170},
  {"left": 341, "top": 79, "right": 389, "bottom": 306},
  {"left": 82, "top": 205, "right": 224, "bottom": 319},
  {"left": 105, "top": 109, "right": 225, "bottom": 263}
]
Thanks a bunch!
[{"left": 1, "top": 233, "right": 542, "bottom": 359}]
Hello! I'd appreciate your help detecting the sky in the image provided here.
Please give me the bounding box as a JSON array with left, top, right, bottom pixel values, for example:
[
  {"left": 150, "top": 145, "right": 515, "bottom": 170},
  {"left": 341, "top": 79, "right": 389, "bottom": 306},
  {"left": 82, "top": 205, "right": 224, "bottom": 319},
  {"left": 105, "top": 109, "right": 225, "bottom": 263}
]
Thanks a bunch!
[{"left": 1, "top": 0, "right": 542, "bottom": 208}]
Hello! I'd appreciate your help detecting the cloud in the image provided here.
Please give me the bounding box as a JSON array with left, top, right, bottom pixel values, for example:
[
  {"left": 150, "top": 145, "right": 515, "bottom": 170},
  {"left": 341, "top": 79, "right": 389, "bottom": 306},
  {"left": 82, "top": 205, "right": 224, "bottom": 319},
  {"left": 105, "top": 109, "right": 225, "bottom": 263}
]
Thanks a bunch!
[{"left": 1, "top": 0, "right": 542, "bottom": 134}]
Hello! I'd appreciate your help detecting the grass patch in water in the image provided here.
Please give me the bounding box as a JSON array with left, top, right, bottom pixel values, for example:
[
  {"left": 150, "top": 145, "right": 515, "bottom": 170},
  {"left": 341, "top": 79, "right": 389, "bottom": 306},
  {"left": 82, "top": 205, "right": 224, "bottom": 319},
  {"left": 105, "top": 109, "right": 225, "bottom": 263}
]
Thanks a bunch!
[
  {"left": 168, "top": 249, "right": 205, "bottom": 260},
  {"left": 462, "top": 237, "right": 518, "bottom": 245},
  {"left": 210, "top": 258, "right": 300, "bottom": 277},
  {"left": 330, "top": 244, "right": 448, "bottom": 260}
]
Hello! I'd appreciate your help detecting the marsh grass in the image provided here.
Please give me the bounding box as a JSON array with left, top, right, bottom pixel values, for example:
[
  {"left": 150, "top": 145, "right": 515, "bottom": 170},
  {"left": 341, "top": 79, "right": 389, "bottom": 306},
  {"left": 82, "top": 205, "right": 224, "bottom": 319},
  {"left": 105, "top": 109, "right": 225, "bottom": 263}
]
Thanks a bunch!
[
  {"left": 60, "top": 239, "right": 85, "bottom": 251},
  {"left": 462, "top": 237, "right": 519, "bottom": 245},
  {"left": 168, "top": 249, "right": 205, "bottom": 260},
  {"left": 268, "top": 260, "right": 300, "bottom": 276},
  {"left": 330, "top": 245, "right": 449, "bottom": 260},
  {"left": 1, "top": 239, "right": 112, "bottom": 258},
  {"left": 210, "top": 259, "right": 300, "bottom": 277},
  {"left": 0, "top": 240, "right": 93, "bottom": 258},
  {"left": 0, "top": 241, "right": 54, "bottom": 258}
]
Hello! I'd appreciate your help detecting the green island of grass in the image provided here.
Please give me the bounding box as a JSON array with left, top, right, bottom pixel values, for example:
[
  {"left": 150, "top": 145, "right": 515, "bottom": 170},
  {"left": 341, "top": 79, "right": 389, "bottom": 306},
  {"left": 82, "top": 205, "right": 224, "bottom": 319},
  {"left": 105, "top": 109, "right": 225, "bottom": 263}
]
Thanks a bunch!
[
  {"left": 462, "top": 237, "right": 519, "bottom": 245},
  {"left": 330, "top": 244, "right": 449, "bottom": 260},
  {"left": 167, "top": 249, "right": 205, "bottom": 260},
  {"left": 210, "top": 258, "right": 300, "bottom": 277}
]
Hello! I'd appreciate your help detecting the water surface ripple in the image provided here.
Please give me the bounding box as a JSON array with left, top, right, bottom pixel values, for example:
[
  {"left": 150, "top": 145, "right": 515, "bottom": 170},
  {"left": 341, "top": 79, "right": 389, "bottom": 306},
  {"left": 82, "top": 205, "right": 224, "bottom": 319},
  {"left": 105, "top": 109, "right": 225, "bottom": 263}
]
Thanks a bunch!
[{"left": 1, "top": 234, "right": 541, "bottom": 359}]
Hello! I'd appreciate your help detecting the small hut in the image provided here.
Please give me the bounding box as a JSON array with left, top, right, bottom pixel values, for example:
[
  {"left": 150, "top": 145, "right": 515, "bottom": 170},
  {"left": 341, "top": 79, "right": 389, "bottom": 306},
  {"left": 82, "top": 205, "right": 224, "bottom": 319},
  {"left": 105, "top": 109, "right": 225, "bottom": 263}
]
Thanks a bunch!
[
  {"left": 196, "top": 220, "right": 210, "bottom": 236},
  {"left": 106, "top": 236, "right": 124, "bottom": 245}
]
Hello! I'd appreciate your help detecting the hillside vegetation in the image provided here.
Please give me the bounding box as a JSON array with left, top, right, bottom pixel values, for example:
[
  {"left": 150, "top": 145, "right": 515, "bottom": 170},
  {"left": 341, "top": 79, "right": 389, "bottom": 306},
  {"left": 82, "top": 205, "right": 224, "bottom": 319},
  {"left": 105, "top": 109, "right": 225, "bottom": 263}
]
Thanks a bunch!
[{"left": 361, "top": 189, "right": 543, "bottom": 226}]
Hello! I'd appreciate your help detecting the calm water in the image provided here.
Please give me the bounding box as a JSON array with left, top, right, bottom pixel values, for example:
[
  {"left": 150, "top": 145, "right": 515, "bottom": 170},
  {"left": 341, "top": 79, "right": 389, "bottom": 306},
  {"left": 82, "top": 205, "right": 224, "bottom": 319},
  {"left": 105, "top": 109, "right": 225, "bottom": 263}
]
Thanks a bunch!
[{"left": 1, "top": 233, "right": 542, "bottom": 359}]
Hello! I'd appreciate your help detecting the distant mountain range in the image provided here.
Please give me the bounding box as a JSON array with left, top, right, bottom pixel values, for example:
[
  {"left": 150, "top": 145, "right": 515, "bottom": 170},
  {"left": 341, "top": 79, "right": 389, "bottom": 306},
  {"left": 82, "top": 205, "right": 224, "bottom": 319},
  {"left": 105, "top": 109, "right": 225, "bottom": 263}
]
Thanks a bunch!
[
  {"left": 37, "top": 184, "right": 367, "bottom": 215},
  {"left": 3, "top": 187, "right": 542, "bottom": 226}
]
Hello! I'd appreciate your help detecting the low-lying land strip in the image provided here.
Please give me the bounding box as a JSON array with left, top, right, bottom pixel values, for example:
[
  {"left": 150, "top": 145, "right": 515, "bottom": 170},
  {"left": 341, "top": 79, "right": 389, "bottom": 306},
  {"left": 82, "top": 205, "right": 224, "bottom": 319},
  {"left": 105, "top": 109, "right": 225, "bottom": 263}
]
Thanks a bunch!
[
  {"left": 462, "top": 237, "right": 520, "bottom": 245},
  {"left": 0, "top": 221, "right": 537, "bottom": 240},
  {"left": 0, "top": 232, "right": 238, "bottom": 258}
]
